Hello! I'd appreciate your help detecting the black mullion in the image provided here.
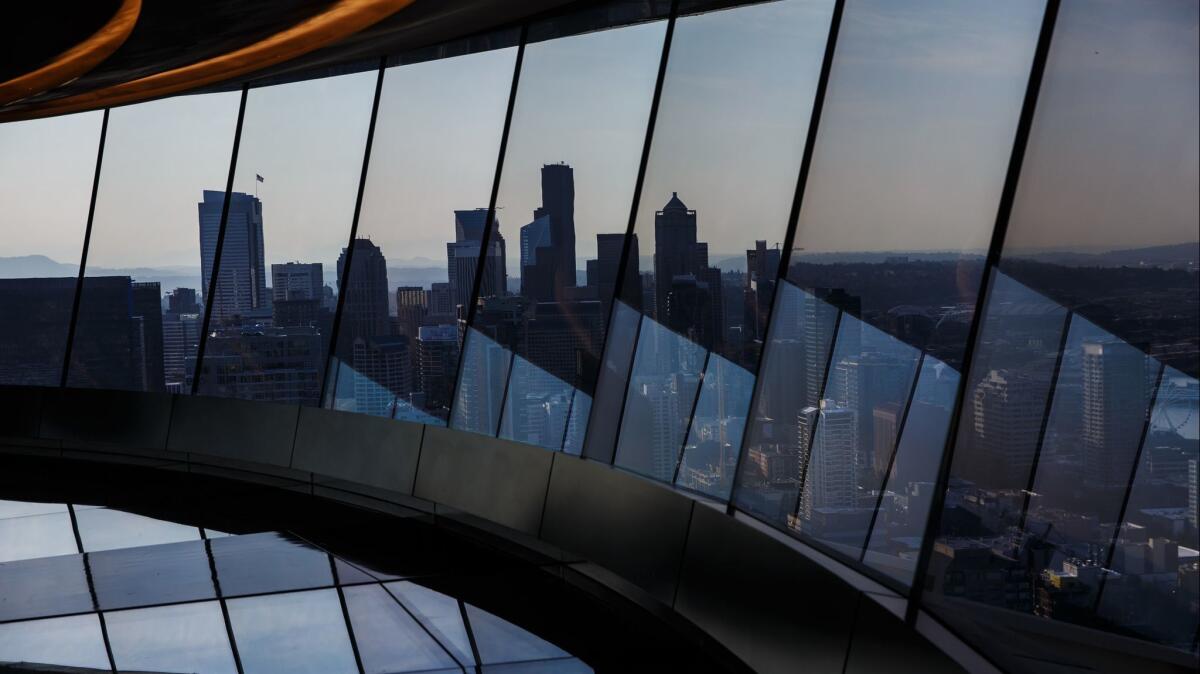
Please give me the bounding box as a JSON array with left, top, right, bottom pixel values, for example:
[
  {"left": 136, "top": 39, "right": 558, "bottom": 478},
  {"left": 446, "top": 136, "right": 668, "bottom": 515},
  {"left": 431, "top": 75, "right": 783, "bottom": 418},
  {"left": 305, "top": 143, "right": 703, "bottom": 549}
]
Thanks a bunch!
[
  {"left": 791, "top": 309, "right": 845, "bottom": 522},
  {"left": 458, "top": 598, "right": 484, "bottom": 673},
  {"left": 906, "top": 0, "right": 1062, "bottom": 624},
  {"left": 725, "top": 0, "right": 846, "bottom": 513},
  {"left": 671, "top": 350, "right": 712, "bottom": 485},
  {"left": 206, "top": 537, "right": 246, "bottom": 674},
  {"left": 447, "top": 26, "right": 527, "bottom": 426},
  {"left": 860, "top": 351, "right": 926, "bottom": 563},
  {"left": 60, "top": 108, "right": 109, "bottom": 387},
  {"left": 330, "top": 556, "right": 367, "bottom": 674},
  {"left": 1014, "top": 309, "right": 1074, "bottom": 533},
  {"left": 491, "top": 349, "right": 517, "bottom": 437},
  {"left": 191, "top": 85, "right": 250, "bottom": 396},
  {"left": 379, "top": 581, "right": 467, "bottom": 670},
  {"left": 68, "top": 505, "right": 118, "bottom": 674},
  {"left": 1091, "top": 363, "right": 1165, "bottom": 614},
  {"left": 580, "top": 1, "right": 678, "bottom": 455},
  {"left": 318, "top": 57, "right": 387, "bottom": 408},
  {"left": 606, "top": 313, "right": 646, "bottom": 465},
  {"left": 557, "top": 387, "right": 578, "bottom": 452}
]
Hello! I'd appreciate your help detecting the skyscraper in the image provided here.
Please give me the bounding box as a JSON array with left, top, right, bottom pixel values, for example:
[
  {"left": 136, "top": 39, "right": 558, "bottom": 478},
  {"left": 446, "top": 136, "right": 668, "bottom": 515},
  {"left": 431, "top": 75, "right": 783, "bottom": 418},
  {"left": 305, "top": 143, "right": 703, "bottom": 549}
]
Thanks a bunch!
[
  {"left": 271, "top": 262, "right": 323, "bottom": 302},
  {"left": 520, "top": 214, "right": 554, "bottom": 300},
  {"left": 199, "top": 190, "right": 266, "bottom": 323},
  {"left": 337, "top": 239, "right": 391, "bottom": 342},
  {"left": 653, "top": 193, "right": 725, "bottom": 353},
  {"left": 1081, "top": 340, "right": 1150, "bottom": 489},
  {"left": 131, "top": 281, "right": 165, "bottom": 392},
  {"left": 417, "top": 324, "right": 460, "bottom": 415},
  {"left": 448, "top": 209, "right": 506, "bottom": 310},
  {"left": 539, "top": 162, "right": 576, "bottom": 296}
]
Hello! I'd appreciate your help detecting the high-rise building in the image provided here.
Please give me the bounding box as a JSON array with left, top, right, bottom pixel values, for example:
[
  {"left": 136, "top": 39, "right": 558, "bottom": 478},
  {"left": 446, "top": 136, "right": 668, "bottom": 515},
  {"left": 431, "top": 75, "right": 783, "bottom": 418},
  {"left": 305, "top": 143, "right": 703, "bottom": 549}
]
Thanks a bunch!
[
  {"left": 351, "top": 335, "right": 412, "bottom": 417},
  {"left": 337, "top": 239, "right": 391, "bottom": 343},
  {"left": 519, "top": 214, "right": 553, "bottom": 299},
  {"left": 652, "top": 193, "right": 725, "bottom": 352},
  {"left": 588, "top": 232, "right": 640, "bottom": 313},
  {"left": 538, "top": 162, "right": 576, "bottom": 297},
  {"left": 0, "top": 277, "right": 76, "bottom": 386},
  {"left": 417, "top": 324, "right": 460, "bottom": 415},
  {"left": 1081, "top": 340, "right": 1150, "bottom": 489},
  {"left": 131, "top": 282, "right": 165, "bottom": 392},
  {"left": 190, "top": 327, "right": 323, "bottom": 405},
  {"left": 167, "top": 288, "right": 200, "bottom": 315},
  {"left": 395, "top": 285, "right": 427, "bottom": 339},
  {"left": 271, "top": 262, "right": 323, "bottom": 302},
  {"left": 972, "top": 369, "right": 1045, "bottom": 488},
  {"left": 199, "top": 190, "right": 266, "bottom": 322},
  {"left": 746, "top": 240, "right": 780, "bottom": 341},
  {"left": 798, "top": 399, "right": 859, "bottom": 519},
  {"left": 162, "top": 312, "right": 201, "bottom": 388},
  {"left": 448, "top": 238, "right": 506, "bottom": 309},
  {"left": 427, "top": 282, "right": 455, "bottom": 321}
]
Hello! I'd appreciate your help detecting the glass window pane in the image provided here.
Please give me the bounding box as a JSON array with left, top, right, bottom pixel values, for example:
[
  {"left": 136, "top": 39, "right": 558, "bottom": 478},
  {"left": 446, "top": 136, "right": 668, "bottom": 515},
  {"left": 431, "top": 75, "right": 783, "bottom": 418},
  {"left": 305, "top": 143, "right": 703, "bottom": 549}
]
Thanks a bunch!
[
  {"left": 326, "top": 47, "right": 516, "bottom": 424},
  {"left": 733, "top": 283, "right": 841, "bottom": 523},
  {"left": 788, "top": 0, "right": 1041, "bottom": 367},
  {"left": 675, "top": 353, "right": 755, "bottom": 499},
  {"left": 194, "top": 72, "right": 376, "bottom": 405},
  {"left": 451, "top": 328, "right": 514, "bottom": 436},
  {"left": 466, "top": 604, "right": 569, "bottom": 666},
  {"left": 212, "top": 531, "right": 333, "bottom": 597},
  {"left": 0, "top": 511, "right": 78, "bottom": 563},
  {"left": 0, "top": 553, "right": 93, "bottom": 622},
  {"left": 344, "top": 583, "right": 461, "bottom": 673},
  {"left": 0, "top": 614, "right": 110, "bottom": 670},
  {"left": 91, "top": 538, "right": 216, "bottom": 610},
  {"left": 930, "top": 0, "right": 1198, "bottom": 656},
  {"left": 386, "top": 581, "right": 475, "bottom": 667},
  {"left": 0, "top": 111, "right": 102, "bottom": 386},
  {"left": 601, "top": 0, "right": 835, "bottom": 486},
  {"left": 561, "top": 389, "right": 592, "bottom": 456},
  {"left": 581, "top": 299, "right": 640, "bottom": 462},
  {"left": 791, "top": 314, "right": 922, "bottom": 557},
  {"left": 613, "top": 315, "right": 706, "bottom": 482},
  {"left": 67, "top": 91, "right": 241, "bottom": 393},
  {"left": 76, "top": 507, "right": 201, "bottom": 552},
  {"left": 863, "top": 355, "right": 959, "bottom": 584},
  {"left": 498, "top": 355, "right": 575, "bottom": 451},
  {"left": 106, "top": 601, "right": 238, "bottom": 674},
  {"left": 0, "top": 500, "right": 68, "bottom": 519},
  {"left": 228, "top": 588, "right": 359, "bottom": 674}
]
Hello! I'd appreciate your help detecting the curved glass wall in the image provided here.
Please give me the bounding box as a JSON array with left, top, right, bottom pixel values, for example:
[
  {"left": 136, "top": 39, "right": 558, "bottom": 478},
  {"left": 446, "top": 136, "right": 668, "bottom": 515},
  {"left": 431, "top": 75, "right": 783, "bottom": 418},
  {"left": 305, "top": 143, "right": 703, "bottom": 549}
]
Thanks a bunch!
[{"left": 0, "top": 0, "right": 1196, "bottom": 663}]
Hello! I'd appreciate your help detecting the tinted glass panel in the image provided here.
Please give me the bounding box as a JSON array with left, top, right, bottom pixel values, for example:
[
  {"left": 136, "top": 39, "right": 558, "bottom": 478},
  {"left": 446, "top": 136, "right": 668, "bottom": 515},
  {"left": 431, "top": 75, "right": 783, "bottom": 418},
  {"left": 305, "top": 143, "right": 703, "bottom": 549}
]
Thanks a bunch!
[
  {"left": 106, "top": 601, "right": 238, "bottom": 674},
  {"left": 344, "top": 583, "right": 461, "bottom": 673},
  {"left": 0, "top": 500, "right": 67, "bottom": 518},
  {"left": 929, "top": 0, "right": 1198, "bottom": 654},
  {"left": 451, "top": 328, "right": 514, "bottom": 436},
  {"left": 194, "top": 73, "right": 376, "bottom": 405},
  {"left": 90, "top": 538, "right": 216, "bottom": 609},
  {"left": 0, "top": 511, "right": 78, "bottom": 563},
  {"left": 68, "top": 91, "right": 241, "bottom": 393},
  {"left": 76, "top": 507, "right": 201, "bottom": 552},
  {"left": 326, "top": 48, "right": 516, "bottom": 424},
  {"left": 0, "top": 112, "right": 101, "bottom": 386},
  {"left": 581, "top": 300, "right": 640, "bottom": 462},
  {"left": 387, "top": 581, "right": 475, "bottom": 667},
  {"left": 733, "top": 282, "right": 839, "bottom": 522},
  {"left": 212, "top": 531, "right": 333, "bottom": 597},
  {"left": 463, "top": 17, "right": 665, "bottom": 449},
  {"left": 0, "top": 553, "right": 92, "bottom": 621},
  {"left": 228, "top": 589, "right": 359, "bottom": 674},
  {"left": 466, "top": 604, "right": 569, "bottom": 666},
  {"left": 0, "top": 614, "right": 110, "bottom": 671},
  {"left": 863, "top": 355, "right": 959, "bottom": 584},
  {"left": 603, "top": 0, "right": 834, "bottom": 483}
]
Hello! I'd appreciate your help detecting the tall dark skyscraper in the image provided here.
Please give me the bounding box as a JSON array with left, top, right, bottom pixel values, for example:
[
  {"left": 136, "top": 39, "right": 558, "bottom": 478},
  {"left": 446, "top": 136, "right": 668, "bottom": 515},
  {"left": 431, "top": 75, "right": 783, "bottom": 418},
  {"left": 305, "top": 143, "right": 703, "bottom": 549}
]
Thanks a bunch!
[
  {"left": 539, "top": 162, "right": 576, "bottom": 296},
  {"left": 199, "top": 191, "right": 266, "bottom": 323},
  {"left": 167, "top": 288, "right": 200, "bottom": 315},
  {"left": 271, "top": 262, "right": 323, "bottom": 302},
  {"left": 653, "top": 193, "right": 724, "bottom": 352},
  {"left": 448, "top": 210, "right": 506, "bottom": 308},
  {"left": 337, "top": 239, "right": 391, "bottom": 342},
  {"left": 131, "top": 282, "right": 165, "bottom": 392}
]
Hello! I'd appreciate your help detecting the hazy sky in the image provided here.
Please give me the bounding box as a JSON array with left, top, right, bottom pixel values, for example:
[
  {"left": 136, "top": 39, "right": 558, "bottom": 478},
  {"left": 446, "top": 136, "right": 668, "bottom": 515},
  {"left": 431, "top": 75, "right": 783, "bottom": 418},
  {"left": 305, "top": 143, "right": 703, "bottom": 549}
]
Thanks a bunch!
[
  {"left": 496, "top": 20, "right": 664, "bottom": 269},
  {"left": 795, "top": 0, "right": 1042, "bottom": 254},
  {"left": 0, "top": 111, "right": 102, "bottom": 269},
  {"left": 1, "top": 0, "right": 1196, "bottom": 276},
  {"left": 634, "top": 0, "right": 834, "bottom": 269},
  {"left": 1005, "top": 0, "right": 1199, "bottom": 253}
]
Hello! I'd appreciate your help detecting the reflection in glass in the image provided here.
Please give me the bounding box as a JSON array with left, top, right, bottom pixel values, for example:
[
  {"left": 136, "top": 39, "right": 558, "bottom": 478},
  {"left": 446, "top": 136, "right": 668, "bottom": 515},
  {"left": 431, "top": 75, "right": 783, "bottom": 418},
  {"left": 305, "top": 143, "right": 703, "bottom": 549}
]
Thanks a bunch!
[
  {"left": 67, "top": 91, "right": 242, "bottom": 393},
  {"left": 582, "top": 300, "right": 641, "bottom": 462},
  {"left": 789, "top": 314, "right": 922, "bottom": 557},
  {"left": 598, "top": 0, "right": 834, "bottom": 483},
  {"left": 90, "top": 539, "right": 216, "bottom": 609},
  {"left": 0, "top": 511, "right": 78, "bottom": 563},
  {"left": 468, "top": 17, "right": 665, "bottom": 450},
  {"left": 194, "top": 72, "right": 376, "bottom": 405},
  {"left": 106, "top": 601, "right": 238, "bottom": 674},
  {"left": 228, "top": 589, "right": 359, "bottom": 674},
  {"left": 734, "top": 283, "right": 841, "bottom": 523},
  {"left": 386, "top": 581, "right": 475, "bottom": 667},
  {"left": 0, "top": 112, "right": 102, "bottom": 386},
  {"left": 863, "top": 355, "right": 959, "bottom": 584},
  {"left": 451, "top": 328, "right": 515, "bottom": 436},
  {"left": 0, "top": 614, "right": 110, "bottom": 670},
  {"left": 466, "top": 604, "right": 570, "bottom": 666},
  {"left": 613, "top": 315, "right": 706, "bottom": 481},
  {"left": 326, "top": 47, "right": 516, "bottom": 424},
  {"left": 75, "top": 507, "right": 201, "bottom": 552},
  {"left": 344, "top": 583, "right": 461, "bottom": 673},
  {"left": 0, "top": 553, "right": 93, "bottom": 621},
  {"left": 211, "top": 531, "right": 333, "bottom": 597}
]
